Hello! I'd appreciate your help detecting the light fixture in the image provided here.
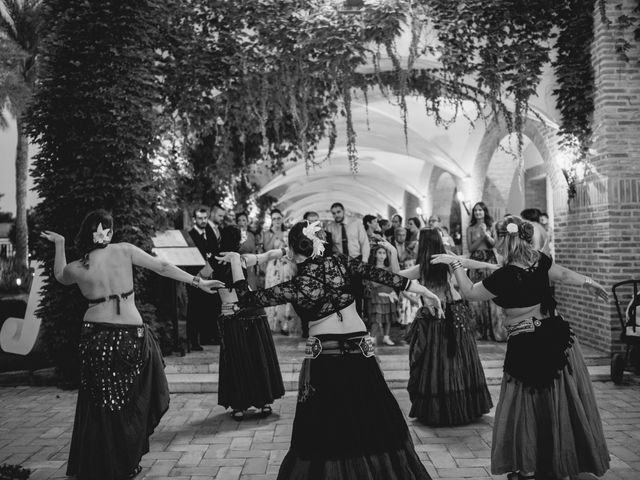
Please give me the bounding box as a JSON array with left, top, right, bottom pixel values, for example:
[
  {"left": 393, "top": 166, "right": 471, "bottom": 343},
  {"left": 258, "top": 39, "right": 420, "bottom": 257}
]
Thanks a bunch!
[
  {"left": 456, "top": 191, "right": 471, "bottom": 215},
  {"left": 416, "top": 207, "right": 423, "bottom": 215},
  {"left": 16, "top": 278, "right": 22, "bottom": 286}
]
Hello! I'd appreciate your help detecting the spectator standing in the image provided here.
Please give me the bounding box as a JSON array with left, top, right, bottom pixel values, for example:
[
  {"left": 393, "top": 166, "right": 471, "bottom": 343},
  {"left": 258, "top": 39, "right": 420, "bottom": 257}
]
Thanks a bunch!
[
  {"left": 326, "top": 202, "right": 370, "bottom": 316},
  {"left": 366, "top": 243, "right": 401, "bottom": 345},
  {"left": 263, "top": 208, "right": 300, "bottom": 335},
  {"left": 467, "top": 201, "right": 507, "bottom": 342},
  {"left": 187, "top": 206, "right": 221, "bottom": 350},
  {"left": 237, "top": 212, "right": 259, "bottom": 290}
]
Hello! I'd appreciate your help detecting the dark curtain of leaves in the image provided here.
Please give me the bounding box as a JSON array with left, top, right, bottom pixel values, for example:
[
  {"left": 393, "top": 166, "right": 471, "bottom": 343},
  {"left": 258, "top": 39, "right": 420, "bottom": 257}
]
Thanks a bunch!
[{"left": 26, "top": 0, "right": 174, "bottom": 385}]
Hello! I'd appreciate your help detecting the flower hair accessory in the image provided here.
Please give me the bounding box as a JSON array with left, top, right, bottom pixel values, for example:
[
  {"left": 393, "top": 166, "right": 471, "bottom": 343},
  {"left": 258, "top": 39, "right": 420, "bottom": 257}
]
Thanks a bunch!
[
  {"left": 93, "top": 223, "right": 111, "bottom": 245},
  {"left": 506, "top": 223, "right": 519, "bottom": 234},
  {"left": 302, "top": 221, "right": 326, "bottom": 258}
]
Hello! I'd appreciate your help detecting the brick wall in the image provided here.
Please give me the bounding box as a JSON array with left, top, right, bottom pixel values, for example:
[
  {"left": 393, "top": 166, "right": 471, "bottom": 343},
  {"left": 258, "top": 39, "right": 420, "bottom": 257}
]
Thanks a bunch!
[{"left": 553, "top": 0, "right": 640, "bottom": 353}]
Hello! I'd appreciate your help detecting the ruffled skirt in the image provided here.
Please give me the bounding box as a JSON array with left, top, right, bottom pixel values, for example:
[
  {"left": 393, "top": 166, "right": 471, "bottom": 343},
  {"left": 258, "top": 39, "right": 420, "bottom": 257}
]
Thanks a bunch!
[
  {"left": 218, "top": 310, "right": 285, "bottom": 410},
  {"left": 278, "top": 333, "right": 431, "bottom": 480},
  {"left": 67, "top": 322, "right": 169, "bottom": 480},
  {"left": 491, "top": 337, "right": 610, "bottom": 477},
  {"left": 407, "top": 304, "right": 492, "bottom": 426}
]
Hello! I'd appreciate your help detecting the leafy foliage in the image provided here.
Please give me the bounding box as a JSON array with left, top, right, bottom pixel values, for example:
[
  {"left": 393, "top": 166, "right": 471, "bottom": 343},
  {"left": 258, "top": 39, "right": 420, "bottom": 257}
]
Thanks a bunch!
[{"left": 26, "top": 0, "right": 174, "bottom": 384}]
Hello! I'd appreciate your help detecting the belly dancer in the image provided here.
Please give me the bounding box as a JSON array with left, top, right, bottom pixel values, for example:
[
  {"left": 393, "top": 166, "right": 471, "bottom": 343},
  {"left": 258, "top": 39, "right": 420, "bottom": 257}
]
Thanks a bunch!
[
  {"left": 42, "top": 209, "right": 222, "bottom": 480},
  {"left": 217, "top": 220, "right": 443, "bottom": 480},
  {"left": 433, "top": 215, "right": 609, "bottom": 480}
]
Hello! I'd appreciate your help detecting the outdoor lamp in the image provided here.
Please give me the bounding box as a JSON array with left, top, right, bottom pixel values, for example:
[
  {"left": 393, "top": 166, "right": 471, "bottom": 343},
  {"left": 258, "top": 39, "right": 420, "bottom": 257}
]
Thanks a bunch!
[{"left": 456, "top": 191, "right": 471, "bottom": 215}]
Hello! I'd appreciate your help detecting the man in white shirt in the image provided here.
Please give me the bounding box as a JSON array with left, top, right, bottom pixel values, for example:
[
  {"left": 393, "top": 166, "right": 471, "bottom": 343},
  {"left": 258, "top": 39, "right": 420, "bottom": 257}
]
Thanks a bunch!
[
  {"left": 326, "top": 202, "right": 370, "bottom": 261},
  {"left": 326, "top": 202, "right": 370, "bottom": 316}
]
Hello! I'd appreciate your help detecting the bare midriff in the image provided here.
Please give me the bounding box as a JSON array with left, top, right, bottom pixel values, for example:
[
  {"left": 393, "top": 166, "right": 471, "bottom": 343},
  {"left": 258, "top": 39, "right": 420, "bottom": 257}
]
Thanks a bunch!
[
  {"left": 502, "top": 303, "right": 545, "bottom": 328},
  {"left": 83, "top": 294, "right": 143, "bottom": 325},
  {"left": 308, "top": 302, "right": 366, "bottom": 336}
]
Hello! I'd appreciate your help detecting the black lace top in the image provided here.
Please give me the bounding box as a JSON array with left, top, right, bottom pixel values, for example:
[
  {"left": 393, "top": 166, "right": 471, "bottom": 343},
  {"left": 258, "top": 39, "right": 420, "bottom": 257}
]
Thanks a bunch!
[{"left": 234, "top": 254, "right": 409, "bottom": 320}]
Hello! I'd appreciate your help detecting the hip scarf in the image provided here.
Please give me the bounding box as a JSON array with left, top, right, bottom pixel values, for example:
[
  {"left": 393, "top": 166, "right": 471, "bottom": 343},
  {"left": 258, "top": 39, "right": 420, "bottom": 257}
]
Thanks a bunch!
[
  {"left": 298, "top": 333, "right": 374, "bottom": 403},
  {"left": 79, "top": 322, "right": 148, "bottom": 411},
  {"left": 503, "top": 316, "right": 575, "bottom": 391}
]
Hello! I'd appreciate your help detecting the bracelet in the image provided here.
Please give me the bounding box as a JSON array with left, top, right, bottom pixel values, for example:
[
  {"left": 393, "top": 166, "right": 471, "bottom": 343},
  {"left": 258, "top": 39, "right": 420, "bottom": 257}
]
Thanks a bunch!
[
  {"left": 583, "top": 277, "right": 593, "bottom": 288},
  {"left": 451, "top": 260, "right": 463, "bottom": 271},
  {"left": 191, "top": 275, "right": 201, "bottom": 288},
  {"left": 404, "top": 279, "right": 414, "bottom": 291}
]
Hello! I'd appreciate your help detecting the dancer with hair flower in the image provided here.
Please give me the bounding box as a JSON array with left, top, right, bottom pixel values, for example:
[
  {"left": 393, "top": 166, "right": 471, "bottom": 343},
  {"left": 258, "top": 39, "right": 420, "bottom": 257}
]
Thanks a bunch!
[
  {"left": 217, "top": 220, "right": 442, "bottom": 480},
  {"left": 41, "top": 209, "right": 223, "bottom": 480},
  {"left": 432, "top": 215, "right": 609, "bottom": 480}
]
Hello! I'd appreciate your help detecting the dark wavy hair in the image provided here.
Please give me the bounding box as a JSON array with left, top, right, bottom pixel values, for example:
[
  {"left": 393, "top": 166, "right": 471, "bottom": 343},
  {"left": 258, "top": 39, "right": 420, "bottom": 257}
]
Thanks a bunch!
[
  {"left": 75, "top": 209, "right": 113, "bottom": 268},
  {"left": 287, "top": 221, "right": 318, "bottom": 257},
  {"left": 417, "top": 228, "right": 449, "bottom": 290},
  {"left": 469, "top": 201, "right": 493, "bottom": 228},
  {"left": 368, "top": 244, "right": 390, "bottom": 267}
]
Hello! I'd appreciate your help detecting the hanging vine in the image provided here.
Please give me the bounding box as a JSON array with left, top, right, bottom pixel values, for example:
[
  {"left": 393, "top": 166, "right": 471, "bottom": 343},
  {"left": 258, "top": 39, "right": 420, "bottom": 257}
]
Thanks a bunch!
[{"left": 159, "top": 0, "right": 624, "bottom": 205}]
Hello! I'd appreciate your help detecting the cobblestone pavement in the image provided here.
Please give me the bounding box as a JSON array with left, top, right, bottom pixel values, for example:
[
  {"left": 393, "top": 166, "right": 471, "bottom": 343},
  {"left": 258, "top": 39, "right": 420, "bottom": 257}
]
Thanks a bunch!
[{"left": 1, "top": 382, "right": 639, "bottom": 480}]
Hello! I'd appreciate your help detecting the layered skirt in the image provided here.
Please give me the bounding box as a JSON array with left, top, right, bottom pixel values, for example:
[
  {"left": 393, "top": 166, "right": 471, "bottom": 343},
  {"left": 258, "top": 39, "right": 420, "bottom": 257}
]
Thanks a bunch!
[
  {"left": 491, "top": 321, "right": 610, "bottom": 477},
  {"left": 407, "top": 303, "right": 492, "bottom": 427},
  {"left": 218, "top": 308, "right": 285, "bottom": 410},
  {"left": 468, "top": 249, "right": 507, "bottom": 341},
  {"left": 67, "top": 322, "right": 169, "bottom": 480},
  {"left": 278, "top": 332, "right": 431, "bottom": 480}
]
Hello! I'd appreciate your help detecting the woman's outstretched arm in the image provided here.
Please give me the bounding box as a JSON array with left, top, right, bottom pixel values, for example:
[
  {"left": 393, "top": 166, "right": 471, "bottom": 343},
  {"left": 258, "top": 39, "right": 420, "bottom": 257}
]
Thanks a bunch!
[
  {"left": 242, "top": 247, "right": 286, "bottom": 267},
  {"left": 431, "top": 254, "right": 495, "bottom": 302},
  {"left": 40, "top": 231, "right": 75, "bottom": 285},
  {"left": 549, "top": 264, "right": 608, "bottom": 302},
  {"left": 127, "top": 243, "right": 223, "bottom": 293}
]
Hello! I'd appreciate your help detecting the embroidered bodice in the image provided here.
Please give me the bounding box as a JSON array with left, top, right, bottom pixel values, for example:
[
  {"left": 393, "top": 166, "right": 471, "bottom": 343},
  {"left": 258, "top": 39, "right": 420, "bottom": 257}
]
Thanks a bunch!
[{"left": 234, "top": 254, "right": 409, "bottom": 321}]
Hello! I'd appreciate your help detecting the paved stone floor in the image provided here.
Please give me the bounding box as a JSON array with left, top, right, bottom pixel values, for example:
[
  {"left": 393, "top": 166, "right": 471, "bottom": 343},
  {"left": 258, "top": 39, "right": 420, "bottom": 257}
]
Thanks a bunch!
[{"left": 1, "top": 382, "right": 640, "bottom": 480}]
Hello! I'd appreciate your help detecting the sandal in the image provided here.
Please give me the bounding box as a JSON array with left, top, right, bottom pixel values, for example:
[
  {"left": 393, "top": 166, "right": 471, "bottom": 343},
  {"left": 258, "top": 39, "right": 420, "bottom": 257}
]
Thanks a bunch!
[
  {"left": 231, "top": 409, "right": 244, "bottom": 421},
  {"left": 259, "top": 405, "right": 273, "bottom": 417},
  {"left": 126, "top": 465, "right": 142, "bottom": 479},
  {"left": 507, "top": 472, "right": 520, "bottom": 480}
]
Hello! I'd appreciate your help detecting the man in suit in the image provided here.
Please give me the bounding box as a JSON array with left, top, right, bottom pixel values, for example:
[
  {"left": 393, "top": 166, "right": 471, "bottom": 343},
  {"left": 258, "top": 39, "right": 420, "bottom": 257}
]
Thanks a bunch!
[{"left": 187, "top": 206, "right": 220, "bottom": 350}]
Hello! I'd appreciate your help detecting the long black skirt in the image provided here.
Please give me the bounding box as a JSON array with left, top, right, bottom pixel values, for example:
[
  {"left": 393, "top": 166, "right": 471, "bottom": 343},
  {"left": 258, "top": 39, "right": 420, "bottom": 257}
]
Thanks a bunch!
[
  {"left": 218, "top": 310, "right": 285, "bottom": 410},
  {"left": 67, "top": 322, "right": 170, "bottom": 480},
  {"left": 278, "top": 333, "right": 431, "bottom": 480},
  {"left": 407, "top": 304, "right": 492, "bottom": 426}
]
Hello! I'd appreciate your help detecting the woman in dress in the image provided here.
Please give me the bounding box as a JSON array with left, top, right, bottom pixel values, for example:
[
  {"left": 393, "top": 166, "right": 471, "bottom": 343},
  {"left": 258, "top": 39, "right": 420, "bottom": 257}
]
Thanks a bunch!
[
  {"left": 402, "top": 228, "right": 492, "bottom": 426},
  {"left": 433, "top": 215, "right": 610, "bottom": 480},
  {"left": 213, "top": 225, "right": 285, "bottom": 420},
  {"left": 466, "top": 201, "right": 507, "bottom": 341},
  {"left": 217, "top": 221, "right": 443, "bottom": 480},
  {"left": 365, "top": 243, "right": 400, "bottom": 346},
  {"left": 41, "top": 209, "right": 222, "bottom": 480},
  {"left": 237, "top": 211, "right": 259, "bottom": 290},
  {"left": 263, "top": 208, "right": 300, "bottom": 335}
]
